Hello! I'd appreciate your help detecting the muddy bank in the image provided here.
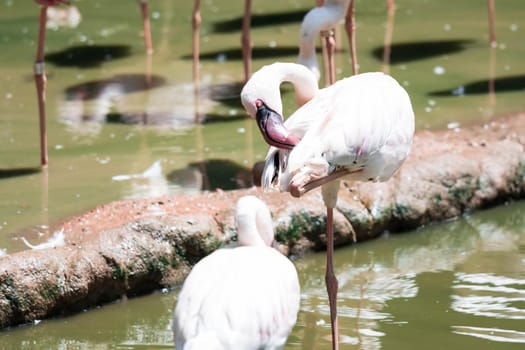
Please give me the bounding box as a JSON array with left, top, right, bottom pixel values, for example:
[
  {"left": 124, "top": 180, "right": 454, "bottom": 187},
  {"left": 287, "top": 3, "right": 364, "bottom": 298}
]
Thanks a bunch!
[{"left": 1, "top": 113, "right": 524, "bottom": 329}]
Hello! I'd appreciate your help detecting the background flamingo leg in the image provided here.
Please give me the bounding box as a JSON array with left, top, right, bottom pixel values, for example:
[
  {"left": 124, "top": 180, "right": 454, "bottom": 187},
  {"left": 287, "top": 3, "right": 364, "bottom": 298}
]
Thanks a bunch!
[
  {"left": 34, "top": 6, "right": 48, "bottom": 167},
  {"left": 345, "top": 0, "right": 358, "bottom": 75},
  {"left": 322, "top": 30, "right": 336, "bottom": 86},
  {"left": 192, "top": 0, "right": 201, "bottom": 87},
  {"left": 241, "top": 0, "right": 252, "bottom": 82},
  {"left": 139, "top": 0, "right": 153, "bottom": 55}
]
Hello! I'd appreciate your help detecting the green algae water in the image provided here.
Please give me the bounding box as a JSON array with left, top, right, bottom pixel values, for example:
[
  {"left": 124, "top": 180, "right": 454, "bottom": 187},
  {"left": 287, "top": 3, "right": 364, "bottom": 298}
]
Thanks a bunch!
[
  {"left": 0, "top": 201, "right": 523, "bottom": 349},
  {"left": 0, "top": 0, "right": 524, "bottom": 348}
]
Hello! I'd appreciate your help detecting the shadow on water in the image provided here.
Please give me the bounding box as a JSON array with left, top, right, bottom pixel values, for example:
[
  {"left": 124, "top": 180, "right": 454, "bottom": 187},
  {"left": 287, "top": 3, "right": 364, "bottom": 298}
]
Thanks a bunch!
[
  {"left": 64, "top": 74, "right": 167, "bottom": 100},
  {"left": 45, "top": 44, "right": 132, "bottom": 68},
  {"left": 371, "top": 39, "right": 475, "bottom": 64},
  {"left": 181, "top": 46, "right": 299, "bottom": 61},
  {"left": 202, "top": 82, "right": 243, "bottom": 109},
  {"left": 212, "top": 9, "right": 308, "bottom": 33},
  {"left": 168, "top": 159, "right": 254, "bottom": 191},
  {"left": 0, "top": 167, "right": 41, "bottom": 179},
  {"left": 428, "top": 74, "right": 525, "bottom": 96},
  {"left": 203, "top": 81, "right": 296, "bottom": 111}
]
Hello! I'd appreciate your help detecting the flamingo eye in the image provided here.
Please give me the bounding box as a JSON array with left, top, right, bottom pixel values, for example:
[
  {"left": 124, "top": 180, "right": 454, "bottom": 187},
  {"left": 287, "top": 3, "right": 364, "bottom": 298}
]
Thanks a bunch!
[{"left": 255, "top": 99, "right": 263, "bottom": 108}]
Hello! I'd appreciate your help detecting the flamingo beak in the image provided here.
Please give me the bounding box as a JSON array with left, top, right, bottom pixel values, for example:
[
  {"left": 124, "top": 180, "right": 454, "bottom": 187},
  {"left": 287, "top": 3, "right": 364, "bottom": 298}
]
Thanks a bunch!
[{"left": 255, "top": 99, "right": 300, "bottom": 150}]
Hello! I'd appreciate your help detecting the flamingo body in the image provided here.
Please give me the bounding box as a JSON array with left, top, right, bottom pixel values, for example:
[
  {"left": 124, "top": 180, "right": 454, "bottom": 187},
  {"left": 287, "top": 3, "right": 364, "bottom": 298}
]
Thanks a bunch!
[
  {"left": 241, "top": 63, "right": 414, "bottom": 196},
  {"left": 173, "top": 196, "right": 300, "bottom": 350}
]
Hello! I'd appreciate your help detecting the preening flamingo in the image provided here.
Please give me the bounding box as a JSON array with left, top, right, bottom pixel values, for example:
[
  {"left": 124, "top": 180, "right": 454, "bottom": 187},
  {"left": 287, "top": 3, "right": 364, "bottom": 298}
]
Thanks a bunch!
[
  {"left": 241, "top": 62, "right": 415, "bottom": 350},
  {"left": 172, "top": 195, "right": 300, "bottom": 350},
  {"left": 32, "top": 0, "right": 152, "bottom": 166}
]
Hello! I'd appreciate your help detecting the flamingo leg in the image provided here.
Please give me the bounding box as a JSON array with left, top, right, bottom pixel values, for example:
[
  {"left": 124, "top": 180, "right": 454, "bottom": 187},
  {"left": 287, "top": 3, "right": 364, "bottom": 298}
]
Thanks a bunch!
[
  {"left": 487, "top": 0, "right": 496, "bottom": 46},
  {"left": 139, "top": 0, "right": 153, "bottom": 55},
  {"left": 241, "top": 0, "right": 252, "bottom": 82},
  {"left": 321, "top": 29, "right": 336, "bottom": 86},
  {"left": 325, "top": 207, "right": 339, "bottom": 350},
  {"left": 192, "top": 0, "right": 201, "bottom": 87},
  {"left": 345, "top": 0, "right": 358, "bottom": 75},
  {"left": 382, "top": 0, "right": 395, "bottom": 73},
  {"left": 34, "top": 6, "right": 48, "bottom": 167}
]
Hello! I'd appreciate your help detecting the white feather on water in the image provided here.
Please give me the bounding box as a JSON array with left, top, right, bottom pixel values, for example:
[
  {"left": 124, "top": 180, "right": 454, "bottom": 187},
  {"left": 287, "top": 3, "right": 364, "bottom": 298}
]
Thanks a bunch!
[{"left": 19, "top": 229, "right": 65, "bottom": 250}]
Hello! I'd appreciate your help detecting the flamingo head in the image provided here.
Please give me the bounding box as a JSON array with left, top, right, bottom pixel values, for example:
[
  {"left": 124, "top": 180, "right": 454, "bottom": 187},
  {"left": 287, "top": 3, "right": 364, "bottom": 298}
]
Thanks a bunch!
[
  {"left": 254, "top": 99, "right": 300, "bottom": 150},
  {"left": 240, "top": 62, "right": 316, "bottom": 150}
]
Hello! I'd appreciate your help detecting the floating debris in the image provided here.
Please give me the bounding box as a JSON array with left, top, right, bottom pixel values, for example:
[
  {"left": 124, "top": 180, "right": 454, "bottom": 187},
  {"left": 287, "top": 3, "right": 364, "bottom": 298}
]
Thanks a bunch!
[
  {"left": 447, "top": 122, "right": 460, "bottom": 129},
  {"left": 433, "top": 66, "right": 446, "bottom": 75},
  {"left": 19, "top": 229, "right": 65, "bottom": 250},
  {"left": 452, "top": 85, "right": 465, "bottom": 96}
]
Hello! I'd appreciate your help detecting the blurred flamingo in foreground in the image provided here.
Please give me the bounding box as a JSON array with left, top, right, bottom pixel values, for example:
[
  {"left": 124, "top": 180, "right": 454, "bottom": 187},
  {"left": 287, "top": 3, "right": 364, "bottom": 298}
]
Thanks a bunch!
[
  {"left": 241, "top": 62, "right": 415, "bottom": 350},
  {"left": 173, "top": 195, "right": 300, "bottom": 349},
  {"left": 32, "top": 0, "right": 152, "bottom": 167}
]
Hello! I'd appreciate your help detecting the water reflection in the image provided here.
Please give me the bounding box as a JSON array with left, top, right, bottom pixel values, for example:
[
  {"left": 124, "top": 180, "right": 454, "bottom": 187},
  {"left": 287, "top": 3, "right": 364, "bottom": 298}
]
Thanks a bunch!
[
  {"left": 212, "top": 9, "right": 308, "bottom": 33},
  {"left": 0, "top": 202, "right": 523, "bottom": 349},
  {"left": 291, "top": 202, "right": 525, "bottom": 349},
  {"left": 58, "top": 77, "right": 221, "bottom": 136},
  {"left": 45, "top": 44, "right": 132, "bottom": 68},
  {"left": 183, "top": 46, "right": 300, "bottom": 62},
  {"left": 428, "top": 74, "right": 525, "bottom": 96},
  {"left": 0, "top": 167, "right": 41, "bottom": 179},
  {"left": 371, "top": 39, "right": 474, "bottom": 64},
  {"left": 112, "top": 158, "right": 254, "bottom": 199}
]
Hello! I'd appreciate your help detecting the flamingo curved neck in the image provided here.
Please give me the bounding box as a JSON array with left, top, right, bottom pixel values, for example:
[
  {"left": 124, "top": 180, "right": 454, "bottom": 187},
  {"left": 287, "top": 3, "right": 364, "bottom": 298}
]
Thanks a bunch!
[
  {"left": 275, "top": 63, "right": 319, "bottom": 107},
  {"left": 242, "top": 62, "right": 318, "bottom": 116}
]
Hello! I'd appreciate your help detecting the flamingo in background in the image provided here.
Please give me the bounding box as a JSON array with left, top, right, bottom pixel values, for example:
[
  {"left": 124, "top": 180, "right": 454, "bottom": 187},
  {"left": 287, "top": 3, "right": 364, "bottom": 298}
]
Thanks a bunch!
[
  {"left": 173, "top": 195, "right": 300, "bottom": 349},
  {"left": 241, "top": 62, "right": 415, "bottom": 350},
  {"left": 33, "top": 0, "right": 152, "bottom": 167},
  {"left": 298, "top": 0, "right": 348, "bottom": 84},
  {"left": 299, "top": 0, "right": 391, "bottom": 85},
  {"left": 305, "top": 0, "right": 495, "bottom": 83}
]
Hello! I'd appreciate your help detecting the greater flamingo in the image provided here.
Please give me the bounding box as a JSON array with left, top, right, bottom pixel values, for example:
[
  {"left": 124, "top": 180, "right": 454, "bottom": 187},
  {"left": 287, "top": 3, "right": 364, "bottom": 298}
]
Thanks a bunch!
[
  {"left": 172, "top": 195, "right": 300, "bottom": 349},
  {"left": 241, "top": 62, "right": 415, "bottom": 350},
  {"left": 32, "top": 0, "right": 152, "bottom": 167}
]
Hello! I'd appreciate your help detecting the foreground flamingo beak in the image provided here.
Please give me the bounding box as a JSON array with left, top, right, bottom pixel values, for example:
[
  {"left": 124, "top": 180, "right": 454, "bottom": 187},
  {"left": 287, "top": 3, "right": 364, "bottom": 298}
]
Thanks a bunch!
[{"left": 255, "top": 99, "right": 300, "bottom": 150}]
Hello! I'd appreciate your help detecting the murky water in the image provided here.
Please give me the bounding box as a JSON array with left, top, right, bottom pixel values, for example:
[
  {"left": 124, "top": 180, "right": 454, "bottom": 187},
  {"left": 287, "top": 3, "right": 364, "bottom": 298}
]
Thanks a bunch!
[
  {"left": 0, "top": 0, "right": 524, "bottom": 348},
  {"left": 0, "top": 201, "right": 523, "bottom": 349},
  {"left": 1, "top": 0, "right": 524, "bottom": 253}
]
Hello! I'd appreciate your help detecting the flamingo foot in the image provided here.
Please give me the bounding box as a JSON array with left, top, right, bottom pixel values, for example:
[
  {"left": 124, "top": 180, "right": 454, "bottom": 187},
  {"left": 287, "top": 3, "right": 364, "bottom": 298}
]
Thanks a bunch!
[{"left": 290, "top": 165, "right": 362, "bottom": 198}]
